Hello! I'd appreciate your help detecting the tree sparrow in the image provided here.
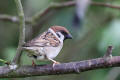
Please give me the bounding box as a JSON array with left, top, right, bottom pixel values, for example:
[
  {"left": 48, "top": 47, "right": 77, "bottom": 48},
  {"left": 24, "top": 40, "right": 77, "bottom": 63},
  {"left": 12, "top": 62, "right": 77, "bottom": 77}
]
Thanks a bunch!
[{"left": 23, "top": 26, "right": 72, "bottom": 66}]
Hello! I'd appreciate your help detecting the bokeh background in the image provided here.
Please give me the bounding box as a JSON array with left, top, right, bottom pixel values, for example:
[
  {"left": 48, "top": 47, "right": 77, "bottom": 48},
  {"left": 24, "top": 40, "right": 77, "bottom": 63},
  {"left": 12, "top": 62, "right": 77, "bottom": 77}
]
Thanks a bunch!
[{"left": 0, "top": 0, "right": 120, "bottom": 80}]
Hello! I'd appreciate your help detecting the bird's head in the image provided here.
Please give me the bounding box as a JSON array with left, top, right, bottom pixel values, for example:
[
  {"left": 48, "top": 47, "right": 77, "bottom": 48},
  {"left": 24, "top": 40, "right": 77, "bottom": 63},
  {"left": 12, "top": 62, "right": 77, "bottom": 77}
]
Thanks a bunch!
[{"left": 49, "top": 26, "right": 72, "bottom": 41}]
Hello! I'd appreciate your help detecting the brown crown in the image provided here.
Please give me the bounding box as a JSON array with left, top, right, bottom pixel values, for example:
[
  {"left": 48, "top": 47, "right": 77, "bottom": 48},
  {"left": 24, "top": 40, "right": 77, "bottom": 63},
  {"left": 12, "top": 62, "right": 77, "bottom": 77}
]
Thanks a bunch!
[{"left": 50, "top": 26, "right": 70, "bottom": 34}]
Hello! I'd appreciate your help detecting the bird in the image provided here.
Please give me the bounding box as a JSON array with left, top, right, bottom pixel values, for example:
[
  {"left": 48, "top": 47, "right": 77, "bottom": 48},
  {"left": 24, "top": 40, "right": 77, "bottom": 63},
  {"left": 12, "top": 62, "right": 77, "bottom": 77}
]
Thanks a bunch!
[{"left": 23, "top": 26, "right": 72, "bottom": 66}]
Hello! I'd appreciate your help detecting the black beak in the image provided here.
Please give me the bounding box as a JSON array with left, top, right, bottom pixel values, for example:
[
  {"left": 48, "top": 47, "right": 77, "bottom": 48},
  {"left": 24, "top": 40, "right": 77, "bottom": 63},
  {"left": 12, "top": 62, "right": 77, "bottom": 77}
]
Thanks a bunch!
[{"left": 66, "top": 34, "right": 72, "bottom": 39}]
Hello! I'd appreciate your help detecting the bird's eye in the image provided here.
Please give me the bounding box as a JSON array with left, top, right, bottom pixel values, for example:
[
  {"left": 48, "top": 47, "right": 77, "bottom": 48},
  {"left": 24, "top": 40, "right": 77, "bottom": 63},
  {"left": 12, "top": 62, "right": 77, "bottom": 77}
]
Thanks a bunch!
[{"left": 61, "top": 31, "right": 67, "bottom": 35}]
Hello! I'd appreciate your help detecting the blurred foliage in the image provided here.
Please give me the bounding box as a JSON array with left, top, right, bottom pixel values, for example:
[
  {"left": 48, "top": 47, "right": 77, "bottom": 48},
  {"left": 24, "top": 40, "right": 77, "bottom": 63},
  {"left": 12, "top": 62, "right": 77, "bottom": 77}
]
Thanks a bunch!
[
  {"left": 0, "top": 0, "right": 120, "bottom": 80},
  {"left": 98, "top": 19, "right": 120, "bottom": 55}
]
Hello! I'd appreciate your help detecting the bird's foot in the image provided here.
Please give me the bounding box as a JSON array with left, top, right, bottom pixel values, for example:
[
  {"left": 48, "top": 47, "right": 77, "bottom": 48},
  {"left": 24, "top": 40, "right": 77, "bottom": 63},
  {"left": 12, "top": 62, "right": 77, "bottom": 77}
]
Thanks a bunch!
[
  {"left": 32, "top": 60, "right": 36, "bottom": 67},
  {"left": 47, "top": 58, "right": 60, "bottom": 67},
  {"left": 52, "top": 61, "right": 60, "bottom": 67}
]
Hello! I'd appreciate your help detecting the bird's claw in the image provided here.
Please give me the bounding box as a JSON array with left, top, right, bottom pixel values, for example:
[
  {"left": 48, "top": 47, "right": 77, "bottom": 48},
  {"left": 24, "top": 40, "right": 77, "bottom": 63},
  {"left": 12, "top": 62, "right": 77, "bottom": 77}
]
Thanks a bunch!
[
  {"left": 32, "top": 60, "right": 36, "bottom": 67},
  {"left": 52, "top": 61, "right": 60, "bottom": 67}
]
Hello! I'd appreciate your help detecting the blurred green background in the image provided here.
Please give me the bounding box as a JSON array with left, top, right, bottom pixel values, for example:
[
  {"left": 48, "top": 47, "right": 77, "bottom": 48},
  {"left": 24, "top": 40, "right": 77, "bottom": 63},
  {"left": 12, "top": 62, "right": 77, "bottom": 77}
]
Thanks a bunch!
[{"left": 0, "top": 0, "right": 120, "bottom": 80}]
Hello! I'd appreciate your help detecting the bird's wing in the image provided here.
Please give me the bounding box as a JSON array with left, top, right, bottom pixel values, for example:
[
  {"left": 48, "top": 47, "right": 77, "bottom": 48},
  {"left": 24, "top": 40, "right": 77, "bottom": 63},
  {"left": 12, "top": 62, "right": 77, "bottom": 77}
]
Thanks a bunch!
[{"left": 24, "top": 31, "right": 60, "bottom": 47}]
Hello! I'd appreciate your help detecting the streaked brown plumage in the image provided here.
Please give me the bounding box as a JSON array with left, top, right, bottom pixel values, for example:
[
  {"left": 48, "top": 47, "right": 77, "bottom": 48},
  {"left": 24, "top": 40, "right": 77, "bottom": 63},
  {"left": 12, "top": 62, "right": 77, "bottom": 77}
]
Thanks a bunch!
[
  {"left": 23, "top": 26, "right": 72, "bottom": 66},
  {"left": 24, "top": 31, "right": 60, "bottom": 47}
]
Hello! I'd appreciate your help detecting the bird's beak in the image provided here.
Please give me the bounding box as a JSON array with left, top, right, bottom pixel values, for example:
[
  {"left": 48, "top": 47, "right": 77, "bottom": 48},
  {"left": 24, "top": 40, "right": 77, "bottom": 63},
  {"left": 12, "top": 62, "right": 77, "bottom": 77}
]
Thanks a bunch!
[{"left": 66, "top": 34, "right": 72, "bottom": 39}]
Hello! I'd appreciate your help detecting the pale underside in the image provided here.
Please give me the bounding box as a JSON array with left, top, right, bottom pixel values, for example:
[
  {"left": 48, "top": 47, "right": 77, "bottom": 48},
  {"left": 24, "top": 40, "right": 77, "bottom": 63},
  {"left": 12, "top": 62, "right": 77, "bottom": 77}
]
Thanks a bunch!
[{"left": 24, "top": 45, "right": 62, "bottom": 61}]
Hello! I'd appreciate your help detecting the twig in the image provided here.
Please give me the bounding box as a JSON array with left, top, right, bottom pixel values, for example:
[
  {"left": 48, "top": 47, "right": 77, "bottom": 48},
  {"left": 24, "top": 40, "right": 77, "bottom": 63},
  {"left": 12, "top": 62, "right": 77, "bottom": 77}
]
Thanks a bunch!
[
  {"left": 0, "top": 1, "right": 120, "bottom": 24},
  {"left": 104, "top": 46, "right": 113, "bottom": 58},
  {"left": 32, "top": 1, "right": 120, "bottom": 21},
  {"left": 0, "top": 15, "right": 19, "bottom": 23},
  {"left": 0, "top": 14, "right": 31, "bottom": 24},
  {"left": 32, "top": 1, "right": 120, "bottom": 24},
  {"left": 92, "top": 2, "right": 120, "bottom": 9},
  {"left": 0, "top": 56, "right": 120, "bottom": 78},
  {"left": 12, "top": 0, "right": 25, "bottom": 65}
]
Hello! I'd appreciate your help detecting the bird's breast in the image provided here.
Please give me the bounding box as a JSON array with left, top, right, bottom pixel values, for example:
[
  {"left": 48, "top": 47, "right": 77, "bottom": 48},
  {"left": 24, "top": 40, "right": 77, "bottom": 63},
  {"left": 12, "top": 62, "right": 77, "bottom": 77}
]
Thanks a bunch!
[
  {"left": 44, "top": 43, "right": 63, "bottom": 59},
  {"left": 23, "top": 43, "right": 63, "bottom": 60}
]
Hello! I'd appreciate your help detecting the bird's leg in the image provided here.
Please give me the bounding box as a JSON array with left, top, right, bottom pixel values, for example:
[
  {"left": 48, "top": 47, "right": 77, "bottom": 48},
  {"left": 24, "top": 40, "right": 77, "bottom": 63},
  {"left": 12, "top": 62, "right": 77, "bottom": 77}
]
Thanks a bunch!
[
  {"left": 48, "top": 58, "right": 60, "bottom": 67},
  {"left": 32, "top": 60, "right": 36, "bottom": 67}
]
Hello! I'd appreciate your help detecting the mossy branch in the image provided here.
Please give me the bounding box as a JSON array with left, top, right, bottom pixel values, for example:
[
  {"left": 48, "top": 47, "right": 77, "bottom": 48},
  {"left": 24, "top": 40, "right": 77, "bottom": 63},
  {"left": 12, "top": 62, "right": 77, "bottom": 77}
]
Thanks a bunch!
[{"left": 12, "top": 0, "right": 25, "bottom": 65}]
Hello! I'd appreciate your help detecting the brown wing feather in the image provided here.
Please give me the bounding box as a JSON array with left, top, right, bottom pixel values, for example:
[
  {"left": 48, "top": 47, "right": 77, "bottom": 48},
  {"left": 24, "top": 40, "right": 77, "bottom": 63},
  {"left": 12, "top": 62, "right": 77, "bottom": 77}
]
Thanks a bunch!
[{"left": 24, "top": 31, "right": 60, "bottom": 47}]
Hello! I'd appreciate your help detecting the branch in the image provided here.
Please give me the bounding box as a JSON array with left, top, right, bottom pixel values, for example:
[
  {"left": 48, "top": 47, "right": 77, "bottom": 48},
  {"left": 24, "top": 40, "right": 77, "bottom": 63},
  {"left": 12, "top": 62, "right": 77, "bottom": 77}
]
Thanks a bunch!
[
  {"left": 12, "top": 0, "right": 25, "bottom": 65},
  {"left": 0, "top": 14, "right": 31, "bottom": 24},
  {"left": 92, "top": 2, "right": 120, "bottom": 9},
  {"left": 0, "top": 15, "right": 19, "bottom": 23},
  {"left": 0, "top": 1, "right": 120, "bottom": 24},
  {"left": 0, "top": 56, "right": 120, "bottom": 78}
]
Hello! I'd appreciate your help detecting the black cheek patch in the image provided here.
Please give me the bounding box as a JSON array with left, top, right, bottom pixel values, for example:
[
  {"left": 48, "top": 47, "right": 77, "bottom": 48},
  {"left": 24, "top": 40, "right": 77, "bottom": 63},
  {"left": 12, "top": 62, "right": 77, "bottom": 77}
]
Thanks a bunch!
[{"left": 56, "top": 33, "right": 61, "bottom": 38}]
